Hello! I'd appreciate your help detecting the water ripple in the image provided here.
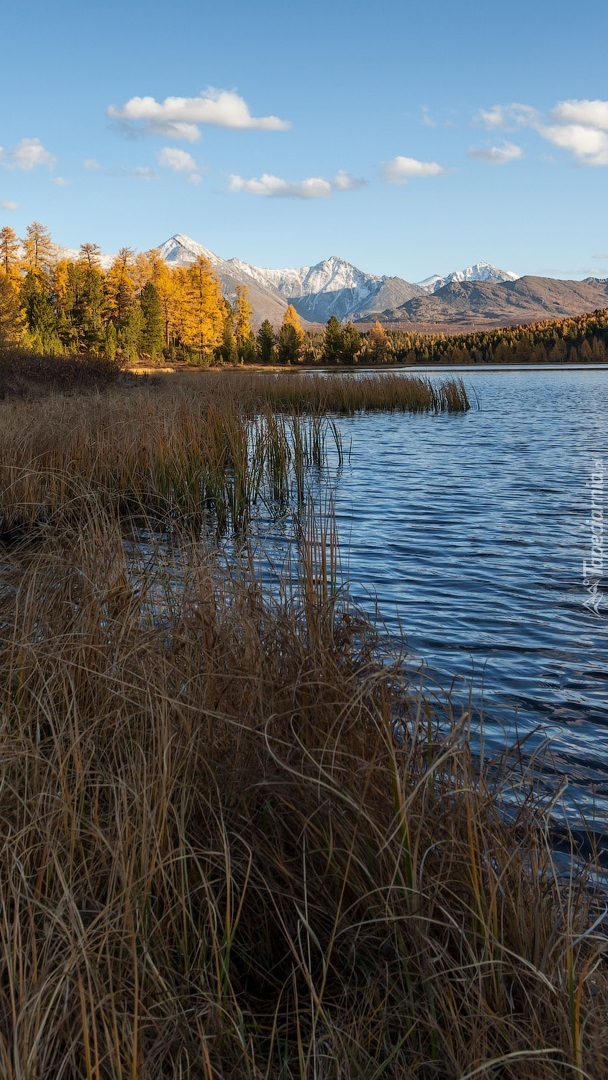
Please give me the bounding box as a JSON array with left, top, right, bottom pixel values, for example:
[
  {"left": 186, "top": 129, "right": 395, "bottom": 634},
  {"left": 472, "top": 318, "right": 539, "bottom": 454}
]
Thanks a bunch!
[{"left": 329, "top": 367, "right": 608, "bottom": 824}]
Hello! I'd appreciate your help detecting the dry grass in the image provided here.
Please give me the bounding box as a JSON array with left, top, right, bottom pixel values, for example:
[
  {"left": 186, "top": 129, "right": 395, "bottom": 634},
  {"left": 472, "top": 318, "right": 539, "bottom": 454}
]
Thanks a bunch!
[
  {"left": 0, "top": 373, "right": 605, "bottom": 1077},
  {"left": 0, "top": 369, "right": 469, "bottom": 540},
  {"left": 0, "top": 348, "right": 471, "bottom": 416},
  {"left": 0, "top": 385, "right": 343, "bottom": 539},
  {"left": 194, "top": 371, "right": 472, "bottom": 416},
  {"left": 0, "top": 347, "right": 123, "bottom": 398},
  {"left": 0, "top": 501, "right": 606, "bottom": 1078}
]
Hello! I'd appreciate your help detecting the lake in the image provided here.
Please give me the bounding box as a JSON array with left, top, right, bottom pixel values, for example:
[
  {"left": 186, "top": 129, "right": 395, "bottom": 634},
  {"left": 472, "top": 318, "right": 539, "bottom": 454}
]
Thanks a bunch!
[{"left": 317, "top": 366, "right": 607, "bottom": 830}]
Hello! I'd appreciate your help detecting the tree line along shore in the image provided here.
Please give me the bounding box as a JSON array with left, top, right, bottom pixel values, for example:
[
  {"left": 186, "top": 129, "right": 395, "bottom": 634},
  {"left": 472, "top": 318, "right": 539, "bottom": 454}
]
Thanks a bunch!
[{"left": 1, "top": 222, "right": 608, "bottom": 370}]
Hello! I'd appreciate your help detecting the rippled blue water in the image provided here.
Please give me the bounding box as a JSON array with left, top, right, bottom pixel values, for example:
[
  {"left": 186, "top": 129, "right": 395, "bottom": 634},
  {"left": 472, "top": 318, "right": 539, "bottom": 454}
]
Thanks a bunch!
[{"left": 326, "top": 367, "right": 608, "bottom": 824}]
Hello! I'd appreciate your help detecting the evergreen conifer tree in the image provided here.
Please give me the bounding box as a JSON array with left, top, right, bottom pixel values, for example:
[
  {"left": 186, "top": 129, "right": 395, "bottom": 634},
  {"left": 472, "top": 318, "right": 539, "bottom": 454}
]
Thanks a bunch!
[
  {"left": 278, "top": 305, "right": 304, "bottom": 365},
  {"left": 257, "top": 319, "right": 276, "bottom": 364},
  {"left": 341, "top": 322, "right": 361, "bottom": 363},
  {"left": 323, "top": 315, "right": 344, "bottom": 364},
  {"left": 140, "top": 281, "right": 165, "bottom": 359},
  {"left": 219, "top": 311, "right": 238, "bottom": 365}
]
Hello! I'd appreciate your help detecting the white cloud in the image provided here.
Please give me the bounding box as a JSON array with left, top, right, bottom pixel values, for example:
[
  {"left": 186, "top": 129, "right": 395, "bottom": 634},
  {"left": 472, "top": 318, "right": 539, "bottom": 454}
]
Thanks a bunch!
[
  {"left": 157, "top": 146, "right": 204, "bottom": 185},
  {"left": 539, "top": 103, "right": 608, "bottom": 166},
  {"left": 477, "top": 103, "right": 540, "bottom": 130},
  {"left": 476, "top": 98, "right": 608, "bottom": 166},
  {"left": 0, "top": 199, "right": 18, "bottom": 211},
  {"left": 111, "top": 166, "right": 157, "bottom": 180},
  {"left": 158, "top": 147, "right": 197, "bottom": 172},
  {"left": 420, "top": 105, "right": 436, "bottom": 127},
  {"left": 539, "top": 123, "right": 608, "bottom": 166},
  {"left": 332, "top": 169, "right": 366, "bottom": 191},
  {"left": 551, "top": 99, "right": 608, "bottom": 132},
  {"left": 1, "top": 137, "right": 56, "bottom": 171},
  {"left": 228, "top": 169, "right": 366, "bottom": 198},
  {"left": 468, "top": 141, "right": 524, "bottom": 165},
  {"left": 51, "top": 176, "right": 70, "bottom": 187},
  {"left": 82, "top": 159, "right": 158, "bottom": 181},
  {"left": 228, "top": 173, "right": 332, "bottom": 198},
  {"left": 382, "top": 156, "right": 445, "bottom": 184},
  {"left": 108, "top": 88, "right": 290, "bottom": 142},
  {"left": 131, "top": 166, "right": 157, "bottom": 180}
]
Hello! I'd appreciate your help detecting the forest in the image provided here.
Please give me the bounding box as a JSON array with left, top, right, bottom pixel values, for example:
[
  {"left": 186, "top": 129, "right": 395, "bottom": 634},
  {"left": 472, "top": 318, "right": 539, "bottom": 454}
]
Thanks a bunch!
[{"left": 1, "top": 221, "right": 608, "bottom": 368}]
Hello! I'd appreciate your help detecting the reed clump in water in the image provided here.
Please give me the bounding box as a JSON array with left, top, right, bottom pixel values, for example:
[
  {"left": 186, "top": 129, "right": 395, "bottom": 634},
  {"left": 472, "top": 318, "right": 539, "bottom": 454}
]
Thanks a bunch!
[
  {"left": 0, "top": 504, "right": 606, "bottom": 1078},
  {"left": 0, "top": 386, "right": 342, "bottom": 538},
  {"left": 197, "top": 370, "right": 472, "bottom": 415}
]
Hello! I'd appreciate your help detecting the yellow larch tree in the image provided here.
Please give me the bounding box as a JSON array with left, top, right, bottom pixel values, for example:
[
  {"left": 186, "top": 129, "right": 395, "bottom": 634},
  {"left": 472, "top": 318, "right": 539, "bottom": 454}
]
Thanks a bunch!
[
  {"left": 177, "top": 255, "right": 226, "bottom": 359},
  {"left": 105, "top": 247, "right": 136, "bottom": 327},
  {"left": 0, "top": 226, "right": 21, "bottom": 281},
  {"left": 278, "top": 303, "right": 305, "bottom": 365},
  {"left": 23, "top": 221, "right": 54, "bottom": 280},
  {"left": 0, "top": 268, "right": 25, "bottom": 346}
]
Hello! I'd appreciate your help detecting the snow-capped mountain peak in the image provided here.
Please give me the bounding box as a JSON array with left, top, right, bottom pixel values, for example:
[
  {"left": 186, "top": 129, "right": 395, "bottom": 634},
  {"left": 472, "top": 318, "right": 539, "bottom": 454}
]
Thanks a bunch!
[
  {"left": 229, "top": 255, "right": 391, "bottom": 321},
  {"left": 417, "top": 261, "right": 519, "bottom": 293},
  {"left": 157, "top": 234, "right": 222, "bottom": 268},
  {"left": 242, "top": 255, "right": 380, "bottom": 297}
]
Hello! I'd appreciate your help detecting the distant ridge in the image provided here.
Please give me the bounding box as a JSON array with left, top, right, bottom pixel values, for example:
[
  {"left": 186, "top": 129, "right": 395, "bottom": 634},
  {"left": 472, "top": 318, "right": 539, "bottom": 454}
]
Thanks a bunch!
[
  {"left": 369, "top": 276, "right": 608, "bottom": 331},
  {"left": 417, "top": 261, "right": 519, "bottom": 293}
]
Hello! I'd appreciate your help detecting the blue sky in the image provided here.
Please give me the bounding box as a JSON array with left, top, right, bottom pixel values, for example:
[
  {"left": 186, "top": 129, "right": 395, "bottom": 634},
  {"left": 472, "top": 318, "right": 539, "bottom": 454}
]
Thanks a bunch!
[{"left": 1, "top": 0, "right": 607, "bottom": 280}]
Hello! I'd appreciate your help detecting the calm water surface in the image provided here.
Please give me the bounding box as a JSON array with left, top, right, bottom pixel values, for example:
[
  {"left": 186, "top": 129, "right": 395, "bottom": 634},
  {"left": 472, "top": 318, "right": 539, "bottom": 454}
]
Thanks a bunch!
[{"left": 326, "top": 367, "right": 607, "bottom": 825}]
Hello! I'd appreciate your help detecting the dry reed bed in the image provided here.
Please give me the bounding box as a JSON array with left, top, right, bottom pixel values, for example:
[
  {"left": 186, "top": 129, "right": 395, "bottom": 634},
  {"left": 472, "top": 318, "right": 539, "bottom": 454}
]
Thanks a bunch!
[
  {"left": 201, "top": 370, "right": 472, "bottom": 416},
  {"left": 0, "top": 506, "right": 606, "bottom": 1078},
  {"left": 0, "top": 387, "right": 343, "bottom": 537},
  {"left": 0, "top": 371, "right": 468, "bottom": 539}
]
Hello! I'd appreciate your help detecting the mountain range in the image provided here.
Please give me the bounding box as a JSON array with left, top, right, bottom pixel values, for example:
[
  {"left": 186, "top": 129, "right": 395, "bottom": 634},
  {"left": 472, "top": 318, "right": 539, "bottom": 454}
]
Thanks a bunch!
[
  {"left": 155, "top": 237, "right": 608, "bottom": 331},
  {"left": 157, "top": 234, "right": 425, "bottom": 326},
  {"left": 53, "top": 234, "right": 608, "bottom": 332}
]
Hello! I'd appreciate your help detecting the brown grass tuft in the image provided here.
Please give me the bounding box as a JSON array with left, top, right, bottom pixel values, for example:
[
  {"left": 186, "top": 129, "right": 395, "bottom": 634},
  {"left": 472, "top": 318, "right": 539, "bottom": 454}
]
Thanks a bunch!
[{"left": 0, "top": 502, "right": 605, "bottom": 1078}]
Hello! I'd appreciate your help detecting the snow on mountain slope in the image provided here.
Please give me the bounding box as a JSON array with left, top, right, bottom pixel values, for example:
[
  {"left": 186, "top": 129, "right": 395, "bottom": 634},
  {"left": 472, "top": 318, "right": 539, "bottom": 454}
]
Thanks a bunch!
[
  {"left": 232, "top": 255, "right": 423, "bottom": 322},
  {"left": 417, "top": 261, "right": 519, "bottom": 293},
  {"left": 240, "top": 256, "right": 378, "bottom": 298},
  {"left": 157, "top": 234, "right": 224, "bottom": 270}
]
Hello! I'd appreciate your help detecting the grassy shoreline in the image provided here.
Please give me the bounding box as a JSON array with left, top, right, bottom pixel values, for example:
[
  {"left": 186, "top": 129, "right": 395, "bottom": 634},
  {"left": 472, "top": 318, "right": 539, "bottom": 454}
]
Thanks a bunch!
[
  {"left": 0, "top": 372, "right": 469, "bottom": 541},
  {"left": 0, "top": 373, "right": 606, "bottom": 1076}
]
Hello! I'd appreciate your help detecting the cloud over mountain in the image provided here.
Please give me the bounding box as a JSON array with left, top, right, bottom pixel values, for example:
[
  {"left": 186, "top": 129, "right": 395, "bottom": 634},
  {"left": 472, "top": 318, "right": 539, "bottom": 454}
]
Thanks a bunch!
[{"left": 541, "top": 100, "right": 608, "bottom": 166}]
